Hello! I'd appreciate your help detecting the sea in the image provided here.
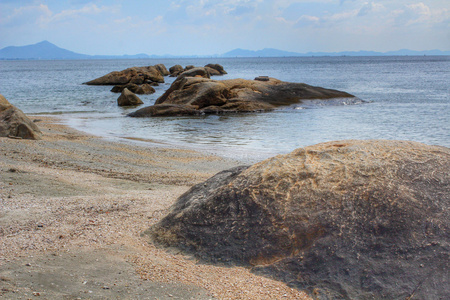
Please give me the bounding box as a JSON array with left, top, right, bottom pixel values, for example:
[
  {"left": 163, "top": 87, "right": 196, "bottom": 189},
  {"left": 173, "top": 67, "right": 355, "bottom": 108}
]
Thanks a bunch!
[{"left": 0, "top": 56, "right": 449, "bottom": 163}]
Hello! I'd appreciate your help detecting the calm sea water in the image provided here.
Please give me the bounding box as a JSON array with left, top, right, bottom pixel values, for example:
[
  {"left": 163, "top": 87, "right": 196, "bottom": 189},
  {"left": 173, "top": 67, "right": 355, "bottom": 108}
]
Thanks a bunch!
[{"left": 0, "top": 56, "right": 449, "bottom": 162}]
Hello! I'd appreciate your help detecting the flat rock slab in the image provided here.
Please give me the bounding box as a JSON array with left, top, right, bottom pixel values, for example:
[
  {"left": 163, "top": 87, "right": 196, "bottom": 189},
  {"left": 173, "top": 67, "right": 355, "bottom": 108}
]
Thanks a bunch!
[
  {"left": 129, "top": 77, "right": 358, "bottom": 117},
  {"left": 83, "top": 66, "right": 165, "bottom": 85},
  {"left": 0, "top": 249, "right": 214, "bottom": 299},
  {"left": 148, "top": 140, "right": 449, "bottom": 299}
]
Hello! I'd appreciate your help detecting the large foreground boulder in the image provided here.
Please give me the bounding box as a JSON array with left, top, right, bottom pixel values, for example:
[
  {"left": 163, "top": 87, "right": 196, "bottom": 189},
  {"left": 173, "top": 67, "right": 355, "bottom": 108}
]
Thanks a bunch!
[
  {"left": 0, "top": 94, "right": 42, "bottom": 140},
  {"left": 129, "top": 76, "right": 357, "bottom": 117},
  {"left": 148, "top": 140, "right": 449, "bottom": 299}
]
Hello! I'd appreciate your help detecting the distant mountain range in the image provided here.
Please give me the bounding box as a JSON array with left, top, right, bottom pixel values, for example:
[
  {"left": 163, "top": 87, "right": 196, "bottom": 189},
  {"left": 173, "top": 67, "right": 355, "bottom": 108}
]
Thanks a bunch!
[
  {"left": 0, "top": 41, "right": 449, "bottom": 60},
  {"left": 222, "top": 47, "right": 450, "bottom": 57},
  {"left": 0, "top": 41, "right": 154, "bottom": 60}
]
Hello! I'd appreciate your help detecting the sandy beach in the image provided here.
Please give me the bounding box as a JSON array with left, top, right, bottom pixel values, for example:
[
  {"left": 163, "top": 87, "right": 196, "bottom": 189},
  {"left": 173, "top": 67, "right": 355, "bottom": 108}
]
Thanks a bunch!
[{"left": 0, "top": 117, "right": 309, "bottom": 299}]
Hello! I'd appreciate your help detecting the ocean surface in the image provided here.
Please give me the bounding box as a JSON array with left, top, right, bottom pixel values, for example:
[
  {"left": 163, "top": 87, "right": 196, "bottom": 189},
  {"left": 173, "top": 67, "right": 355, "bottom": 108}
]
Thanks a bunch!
[{"left": 1, "top": 56, "right": 449, "bottom": 162}]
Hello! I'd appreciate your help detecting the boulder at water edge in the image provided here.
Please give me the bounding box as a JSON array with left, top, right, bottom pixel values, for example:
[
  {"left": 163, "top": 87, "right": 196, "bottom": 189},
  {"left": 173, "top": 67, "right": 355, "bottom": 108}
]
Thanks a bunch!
[
  {"left": 117, "top": 88, "right": 143, "bottom": 106},
  {"left": 205, "top": 63, "right": 227, "bottom": 75},
  {"left": 83, "top": 65, "right": 165, "bottom": 85},
  {"left": 111, "top": 83, "right": 156, "bottom": 95},
  {"left": 0, "top": 94, "right": 42, "bottom": 140},
  {"left": 169, "top": 64, "right": 227, "bottom": 77},
  {"left": 169, "top": 64, "right": 184, "bottom": 77},
  {"left": 129, "top": 76, "right": 357, "bottom": 117},
  {"left": 148, "top": 140, "right": 449, "bottom": 299}
]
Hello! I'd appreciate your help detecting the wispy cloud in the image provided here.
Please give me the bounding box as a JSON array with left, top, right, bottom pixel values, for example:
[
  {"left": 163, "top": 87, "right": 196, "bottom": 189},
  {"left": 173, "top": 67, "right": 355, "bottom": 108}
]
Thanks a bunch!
[
  {"left": 1, "top": 0, "right": 449, "bottom": 55},
  {"left": 0, "top": 4, "right": 51, "bottom": 26},
  {"left": 41, "top": 4, "right": 120, "bottom": 25},
  {"left": 395, "top": 2, "right": 450, "bottom": 26}
]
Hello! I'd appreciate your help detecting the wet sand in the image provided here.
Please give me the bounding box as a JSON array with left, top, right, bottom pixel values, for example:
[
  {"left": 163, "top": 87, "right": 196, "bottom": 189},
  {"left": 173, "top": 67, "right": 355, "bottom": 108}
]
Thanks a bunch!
[{"left": 0, "top": 117, "right": 309, "bottom": 299}]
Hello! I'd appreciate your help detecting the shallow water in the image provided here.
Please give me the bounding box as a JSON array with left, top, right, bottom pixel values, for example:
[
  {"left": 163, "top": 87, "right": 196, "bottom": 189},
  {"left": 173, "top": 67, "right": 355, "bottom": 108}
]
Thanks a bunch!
[{"left": 1, "top": 56, "right": 449, "bottom": 162}]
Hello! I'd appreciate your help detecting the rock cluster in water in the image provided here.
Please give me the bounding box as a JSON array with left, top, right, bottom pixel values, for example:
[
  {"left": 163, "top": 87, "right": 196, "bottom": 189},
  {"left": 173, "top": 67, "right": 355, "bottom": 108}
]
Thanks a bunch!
[
  {"left": 0, "top": 94, "right": 42, "bottom": 140},
  {"left": 83, "top": 63, "right": 228, "bottom": 106},
  {"left": 83, "top": 64, "right": 168, "bottom": 86},
  {"left": 129, "top": 73, "right": 356, "bottom": 117},
  {"left": 148, "top": 140, "right": 449, "bottom": 299}
]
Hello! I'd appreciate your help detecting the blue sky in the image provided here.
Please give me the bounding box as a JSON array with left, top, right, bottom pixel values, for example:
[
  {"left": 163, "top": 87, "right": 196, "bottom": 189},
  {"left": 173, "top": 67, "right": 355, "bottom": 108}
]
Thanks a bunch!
[{"left": 1, "top": 0, "right": 449, "bottom": 55}]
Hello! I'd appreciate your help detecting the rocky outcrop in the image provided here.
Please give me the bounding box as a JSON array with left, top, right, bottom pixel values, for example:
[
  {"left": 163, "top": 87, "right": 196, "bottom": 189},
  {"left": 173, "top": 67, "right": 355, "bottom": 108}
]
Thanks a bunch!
[
  {"left": 154, "top": 64, "right": 170, "bottom": 76},
  {"left": 0, "top": 94, "right": 42, "bottom": 140},
  {"left": 205, "top": 64, "right": 227, "bottom": 75},
  {"left": 178, "top": 67, "right": 211, "bottom": 79},
  {"left": 169, "top": 64, "right": 227, "bottom": 77},
  {"left": 111, "top": 83, "right": 156, "bottom": 95},
  {"left": 129, "top": 76, "right": 356, "bottom": 117},
  {"left": 148, "top": 140, "right": 450, "bottom": 299},
  {"left": 117, "top": 88, "right": 143, "bottom": 106},
  {"left": 169, "top": 65, "right": 184, "bottom": 77},
  {"left": 84, "top": 65, "right": 165, "bottom": 85}
]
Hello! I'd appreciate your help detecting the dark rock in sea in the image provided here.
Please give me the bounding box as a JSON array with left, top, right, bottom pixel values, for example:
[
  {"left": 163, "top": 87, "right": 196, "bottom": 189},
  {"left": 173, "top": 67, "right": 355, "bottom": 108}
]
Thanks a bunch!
[
  {"left": 154, "top": 64, "right": 170, "bottom": 76},
  {"left": 205, "top": 64, "right": 227, "bottom": 75},
  {"left": 135, "top": 84, "right": 156, "bottom": 95},
  {"left": 111, "top": 83, "right": 155, "bottom": 95},
  {"left": 145, "top": 81, "right": 159, "bottom": 87},
  {"left": 117, "top": 88, "right": 144, "bottom": 107},
  {"left": 130, "top": 75, "right": 145, "bottom": 85},
  {"left": 147, "top": 140, "right": 450, "bottom": 299},
  {"left": 178, "top": 67, "right": 211, "bottom": 79},
  {"left": 129, "top": 76, "right": 356, "bottom": 117},
  {"left": 204, "top": 67, "right": 221, "bottom": 76},
  {"left": 169, "top": 64, "right": 227, "bottom": 77},
  {"left": 169, "top": 65, "right": 184, "bottom": 77},
  {"left": 0, "top": 94, "right": 42, "bottom": 140},
  {"left": 84, "top": 65, "right": 165, "bottom": 85}
]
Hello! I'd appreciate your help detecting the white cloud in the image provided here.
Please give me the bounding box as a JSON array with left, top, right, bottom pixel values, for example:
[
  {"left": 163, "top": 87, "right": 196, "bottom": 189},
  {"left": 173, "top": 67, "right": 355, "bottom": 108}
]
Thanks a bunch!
[
  {"left": 325, "top": 9, "right": 359, "bottom": 22},
  {"left": 0, "top": 4, "right": 51, "bottom": 26},
  {"left": 358, "top": 2, "right": 385, "bottom": 16},
  {"left": 391, "top": 2, "right": 450, "bottom": 26},
  {"left": 0, "top": 3, "right": 119, "bottom": 28},
  {"left": 294, "top": 15, "right": 321, "bottom": 27},
  {"left": 112, "top": 15, "right": 166, "bottom": 35},
  {"left": 42, "top": 4, "right": 119, "bottom": 24}
]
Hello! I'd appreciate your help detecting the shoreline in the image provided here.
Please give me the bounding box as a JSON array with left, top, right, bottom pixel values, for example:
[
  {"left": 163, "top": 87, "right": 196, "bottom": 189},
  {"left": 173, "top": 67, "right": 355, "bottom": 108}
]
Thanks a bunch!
[
  {"left": 0, "top": 116, "right": 309, "bottom": 299},
  {"left": 57, "top": 112, "right": 284, "bottom": 164}
]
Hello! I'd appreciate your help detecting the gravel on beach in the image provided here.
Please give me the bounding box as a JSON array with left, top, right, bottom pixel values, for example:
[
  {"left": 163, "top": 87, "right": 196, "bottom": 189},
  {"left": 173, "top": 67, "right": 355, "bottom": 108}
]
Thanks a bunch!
[{"left": 0, "top": 117, "right": 309, "bottom": 299}]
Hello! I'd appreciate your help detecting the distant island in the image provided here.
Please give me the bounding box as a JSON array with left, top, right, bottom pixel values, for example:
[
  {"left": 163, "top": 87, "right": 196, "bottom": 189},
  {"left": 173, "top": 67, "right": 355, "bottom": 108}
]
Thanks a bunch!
[{"left": 1, "top": 41, "right": 449, "bottom": 60}]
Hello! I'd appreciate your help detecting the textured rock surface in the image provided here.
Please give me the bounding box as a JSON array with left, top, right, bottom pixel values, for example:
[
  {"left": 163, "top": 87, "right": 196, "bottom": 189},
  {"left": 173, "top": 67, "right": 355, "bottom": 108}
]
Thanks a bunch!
[
  {"left": 148, "top": 140, "right": 450, "bottom": 299},
  {"left": 169, "top": 64, "right": 184, "bottom": 77},
  {"left": 84, "top": 65, "right": 165, "bottom": 85},
  {"left": 117, "top": 88, "right": 144, "bottom": 106},
  {"left": 130, "top": 77, "right": 356, "bottom": 117},
  {"left": 111, "top": 83, "right": 155, "bottom": 95},
  {"left": 154, "top": 63, "right": 170, "bottom": 76},
  {"left": 205, "top": 64, "right": 227, "bottom": 75},
  {"left": 178, "top": 67, "right": 211, "bottom": 79},
  {"left": 169, "top": 64, "right": 227, "bottom": 77},
  {"left": 0, "top": 94, "right": 42, "bottom": 140}
]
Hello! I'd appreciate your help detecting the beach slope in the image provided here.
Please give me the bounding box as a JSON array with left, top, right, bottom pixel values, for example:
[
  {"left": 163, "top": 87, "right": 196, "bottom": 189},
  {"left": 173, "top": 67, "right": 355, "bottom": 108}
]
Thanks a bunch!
[{"left": 0, "top": 117, "right": 308, "bottom": 299}]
